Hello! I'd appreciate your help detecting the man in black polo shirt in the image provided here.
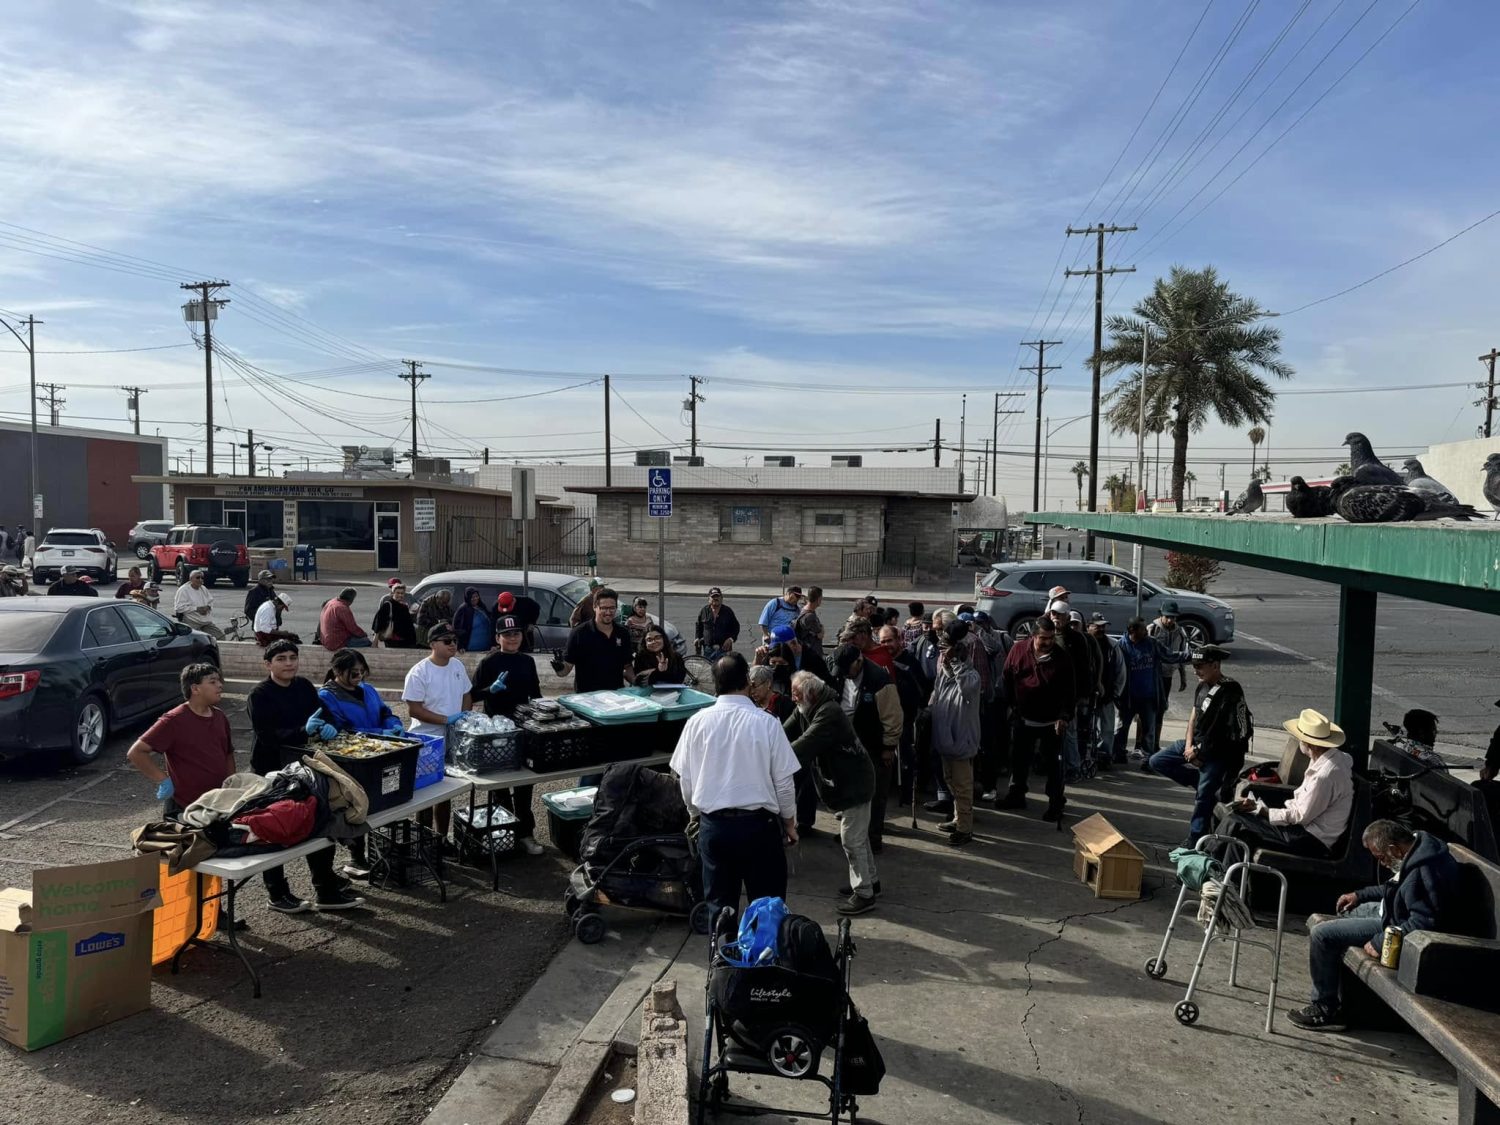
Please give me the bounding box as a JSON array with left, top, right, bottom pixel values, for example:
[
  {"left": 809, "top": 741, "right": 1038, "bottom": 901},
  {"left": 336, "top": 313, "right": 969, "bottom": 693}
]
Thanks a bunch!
[{"left": 557, "top": 585, "right": 633, "bottom": 692}]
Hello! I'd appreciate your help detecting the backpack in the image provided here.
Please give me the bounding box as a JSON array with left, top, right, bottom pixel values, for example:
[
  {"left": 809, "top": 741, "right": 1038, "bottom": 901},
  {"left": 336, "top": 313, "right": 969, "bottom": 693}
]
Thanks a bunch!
[{"left": 839, "top": 1002, "right": 886, "bottom": 1095}]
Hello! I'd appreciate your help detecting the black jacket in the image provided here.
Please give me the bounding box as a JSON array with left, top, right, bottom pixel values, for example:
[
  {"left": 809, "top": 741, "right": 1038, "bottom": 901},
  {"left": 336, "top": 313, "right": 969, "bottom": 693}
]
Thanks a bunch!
[
  {"left": 783, "top": 698, "right": 875, "bottom": 811},
  {"left": 695, "top": 603, "right": 740, "bottom": 651},
  {"left": 832, "top": 658, "right": 902, "bottom": 756},
  {"left": 1190, "top": 677, "right": 1252, "bottom": 764},
  {"left": 472, "top": 650, "right": 542, "bottom": 717},
  {"left": 1353, "top": 831, "right": 1464, "bottom": 935},
  {"left": 247, "top": 676, "right": 320, "bottom": 775},
  {"left": 245, "top": 582, "right": 277, "bottom": 620}
]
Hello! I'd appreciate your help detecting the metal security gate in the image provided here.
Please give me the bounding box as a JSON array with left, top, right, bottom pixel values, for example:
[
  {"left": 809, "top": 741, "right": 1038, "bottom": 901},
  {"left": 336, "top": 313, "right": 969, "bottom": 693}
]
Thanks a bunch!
[
  {"left": 436, "top": 507, "right": 593, "bottom": 572},
  {"left": 840, "top": 538, "right": 917, "bottom": 584}
]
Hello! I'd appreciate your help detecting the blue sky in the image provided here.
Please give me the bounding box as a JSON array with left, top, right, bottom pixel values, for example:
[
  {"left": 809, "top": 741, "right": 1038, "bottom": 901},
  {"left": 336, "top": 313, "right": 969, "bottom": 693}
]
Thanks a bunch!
[{"left": 0, "top": 0, "right": 1494, "bottom": 502}]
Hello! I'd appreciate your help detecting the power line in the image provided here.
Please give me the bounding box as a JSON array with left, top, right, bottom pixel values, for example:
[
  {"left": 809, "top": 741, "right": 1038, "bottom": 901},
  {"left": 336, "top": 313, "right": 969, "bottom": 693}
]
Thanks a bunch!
[{"left": 0, "top": 342, "right": 193, "bottom": 355}]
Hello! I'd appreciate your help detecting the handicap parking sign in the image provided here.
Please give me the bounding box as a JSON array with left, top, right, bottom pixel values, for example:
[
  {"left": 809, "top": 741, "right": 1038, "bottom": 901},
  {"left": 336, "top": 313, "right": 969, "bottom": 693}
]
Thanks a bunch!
[{"left": 648, "top": 468, "right": 672, "bottom": 518}]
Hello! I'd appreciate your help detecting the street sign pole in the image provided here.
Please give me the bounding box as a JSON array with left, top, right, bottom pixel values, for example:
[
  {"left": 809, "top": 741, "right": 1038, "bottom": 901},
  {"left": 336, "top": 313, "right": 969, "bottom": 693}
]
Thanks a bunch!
[
  {"left": 647, "top": 468, "right": 672, "bottom": 621},
  {"left": 513, "top": 467, "right": 537, "bottom": 598}
]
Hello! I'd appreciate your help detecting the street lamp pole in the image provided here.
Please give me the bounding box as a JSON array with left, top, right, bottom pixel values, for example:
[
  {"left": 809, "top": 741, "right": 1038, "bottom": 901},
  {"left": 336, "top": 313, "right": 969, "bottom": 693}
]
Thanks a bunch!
[{"left": 0, "top": 315, "right": 42, "bottom": 542}]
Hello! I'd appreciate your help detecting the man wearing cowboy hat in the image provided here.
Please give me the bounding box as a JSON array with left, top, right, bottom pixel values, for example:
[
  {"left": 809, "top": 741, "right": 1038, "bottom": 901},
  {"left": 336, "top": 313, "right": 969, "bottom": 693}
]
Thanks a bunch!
[
  {"left": 1216, "top": 708, "right": 1354, "bottom": 857},
  {"left": 1147, "top": 645, "right": 1251, "bottom": 846}
]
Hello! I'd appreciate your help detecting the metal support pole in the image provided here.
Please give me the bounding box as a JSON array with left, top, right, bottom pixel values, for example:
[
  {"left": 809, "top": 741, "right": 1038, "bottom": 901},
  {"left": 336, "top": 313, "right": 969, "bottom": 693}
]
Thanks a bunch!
[
  {"left": 1334, "top": 585, "right": 1377, "bottom": 773},
  {"left": 604, "top": 375, "right": 612, "bottom": 486},
  {"left": 657, "top": 513, "right": 665, "bottom": 623},
  {"left": 1134, "top": 329, "right": 1149, "bottom": 620}
]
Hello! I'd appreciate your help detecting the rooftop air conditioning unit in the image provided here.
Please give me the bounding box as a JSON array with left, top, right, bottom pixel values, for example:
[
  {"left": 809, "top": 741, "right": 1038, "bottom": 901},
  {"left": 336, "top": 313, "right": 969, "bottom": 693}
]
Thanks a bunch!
[
  {"left": 763, "top": 456, "right": 796, "bottom": 468},
  {"left": 635, "top": 450, "right": 671, "bottom": 467},
  {"left": 672, "top": 456, "right": 706, "bottom": 466},
  {"left": 831, "top": 455, "right": 863, "bottom": 468}
]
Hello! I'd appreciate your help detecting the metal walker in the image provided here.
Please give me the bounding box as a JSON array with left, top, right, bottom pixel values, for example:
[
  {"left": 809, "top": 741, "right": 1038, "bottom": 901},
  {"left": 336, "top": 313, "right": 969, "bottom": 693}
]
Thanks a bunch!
[{"left": 1145, "top": 833, "right": 1290, "bottom": 1033}]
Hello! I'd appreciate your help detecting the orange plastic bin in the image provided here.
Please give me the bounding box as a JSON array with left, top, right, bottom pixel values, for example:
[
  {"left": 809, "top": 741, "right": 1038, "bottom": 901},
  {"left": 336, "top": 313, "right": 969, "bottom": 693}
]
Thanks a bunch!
[{"left": 151, "top": 864, "right": 220, "bottom": 966}]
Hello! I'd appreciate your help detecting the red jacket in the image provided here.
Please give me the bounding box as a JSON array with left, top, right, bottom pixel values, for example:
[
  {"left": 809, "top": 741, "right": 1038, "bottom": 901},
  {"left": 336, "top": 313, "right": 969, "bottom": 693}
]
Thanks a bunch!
[
  {"left": 1002, "top": 640, "right": 1076, "bottom": 724},
  {"left": 319, "top": 598, "right": 366, "bottom": 651}
]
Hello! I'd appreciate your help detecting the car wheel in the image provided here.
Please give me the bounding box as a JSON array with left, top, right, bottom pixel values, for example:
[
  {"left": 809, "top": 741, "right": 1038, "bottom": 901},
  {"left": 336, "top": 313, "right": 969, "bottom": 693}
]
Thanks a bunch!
[
  {"left": 176, "top": 562, "right": 189, "bottom": 586},
  {"left": 1009, "top": 615, "right": 1040, "bottom": 638},
  {"left": 134, "top": 542, "right": 152, "bottom": 560},
  {"left": 1179, "top": 617, "right": 1211, "bottom": 646},
  {"left": 149, "top": 561, "right": 163, "bottom": 585},
  {"left": 69, "top": 696, "right": 109, "bottom": 766}
]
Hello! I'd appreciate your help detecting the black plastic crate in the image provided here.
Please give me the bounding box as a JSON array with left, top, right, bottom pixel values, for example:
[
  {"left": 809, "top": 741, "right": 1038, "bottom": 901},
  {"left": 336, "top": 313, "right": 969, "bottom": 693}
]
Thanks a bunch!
[
  {"left": 453, "top": 803, "right": 518, "bottom": 863},
  {"left": 327, "top": 741, "right": 419, "bottom": 814},
  {"left": 446, "top": 721, "right": 523, "bottom": 773},
  {"left": 520, "top": 717, "right": 603, "bottom": 772},
  {"left": 366, "top": 820, "right": 444, "bottom": 890}
]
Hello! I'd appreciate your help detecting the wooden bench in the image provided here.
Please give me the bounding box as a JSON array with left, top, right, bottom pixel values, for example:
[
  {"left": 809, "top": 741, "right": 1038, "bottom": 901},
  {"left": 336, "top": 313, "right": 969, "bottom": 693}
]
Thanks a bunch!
[{"left": 1339, "top": 844, "right": 1500, "bottom": 1124}]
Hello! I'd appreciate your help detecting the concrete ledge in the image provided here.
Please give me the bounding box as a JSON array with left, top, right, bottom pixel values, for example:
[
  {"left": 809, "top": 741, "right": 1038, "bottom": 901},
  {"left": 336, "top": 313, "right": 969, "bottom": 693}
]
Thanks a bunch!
[{"left": 635, "top": 981, "right": 690, "bottom": 1125}]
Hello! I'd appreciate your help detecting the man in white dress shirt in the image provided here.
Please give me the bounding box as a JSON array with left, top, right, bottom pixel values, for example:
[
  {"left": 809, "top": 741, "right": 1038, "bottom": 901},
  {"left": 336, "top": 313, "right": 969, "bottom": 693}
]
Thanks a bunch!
[
  {"left": 1217, "top": 708, "right": 1354, "bottom": 857},
  {"left": 671, "top": 652, "right": 801, "bottom": 920}
]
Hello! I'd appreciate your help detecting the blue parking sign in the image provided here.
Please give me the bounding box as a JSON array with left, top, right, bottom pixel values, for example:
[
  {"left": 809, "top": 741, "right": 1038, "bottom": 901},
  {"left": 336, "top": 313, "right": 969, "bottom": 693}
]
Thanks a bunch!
[{"left": 647, "top": 468, "right": 672, "bottom": 518}]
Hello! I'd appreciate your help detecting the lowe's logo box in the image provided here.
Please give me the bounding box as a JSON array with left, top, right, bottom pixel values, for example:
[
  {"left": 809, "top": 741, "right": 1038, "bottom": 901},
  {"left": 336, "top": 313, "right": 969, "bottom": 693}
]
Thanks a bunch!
[{"left": 74, "top": 932, "right": 126, "bottom": 957}]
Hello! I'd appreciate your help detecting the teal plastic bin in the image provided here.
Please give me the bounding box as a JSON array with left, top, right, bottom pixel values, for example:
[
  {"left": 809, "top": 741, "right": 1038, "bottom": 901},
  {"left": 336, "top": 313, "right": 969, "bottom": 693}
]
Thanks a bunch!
[
  {"left": 558, "top": 690, "right": 664, "bottom": 726},
  {"left": 631, "top": 686, "right": 715, "bottom": 721}
]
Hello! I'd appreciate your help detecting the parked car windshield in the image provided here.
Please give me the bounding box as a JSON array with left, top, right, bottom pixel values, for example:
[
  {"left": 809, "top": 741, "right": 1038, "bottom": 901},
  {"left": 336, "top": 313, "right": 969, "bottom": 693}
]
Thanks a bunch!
[
  {"left": 42, "top": 532, "right": 99, "bottom": 546},
  {"left": 557, "top": 578, "right": 593, "bottom": 607},
  {"left": 0, "top": 613, "right": 65, "bottom": 651}
]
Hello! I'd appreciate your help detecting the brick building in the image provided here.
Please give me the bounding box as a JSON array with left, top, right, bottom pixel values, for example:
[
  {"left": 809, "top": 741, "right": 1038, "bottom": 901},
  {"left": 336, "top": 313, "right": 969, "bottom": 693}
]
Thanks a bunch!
[{"left": 573, "top": 484, "right": 968, "bottom": 584}]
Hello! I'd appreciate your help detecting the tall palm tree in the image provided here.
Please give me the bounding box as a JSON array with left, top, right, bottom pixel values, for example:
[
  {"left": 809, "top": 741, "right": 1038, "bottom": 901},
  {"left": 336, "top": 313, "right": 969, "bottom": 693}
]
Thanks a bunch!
[
  {"left": 1070, "top": 460, "right": 1089, "bottom": 510},
  {"left": 1100, "top": 266, "right": 1292, "bottom": 511},
  {"left": 1247, "top": 425, "right": 1266, "bottom": 474},
  {"left": 1334, "top": 461, "right": 1351, "bottom": 478},
  {"left": 1184, "top": 470, "right": 1198, "bottom": 501}
]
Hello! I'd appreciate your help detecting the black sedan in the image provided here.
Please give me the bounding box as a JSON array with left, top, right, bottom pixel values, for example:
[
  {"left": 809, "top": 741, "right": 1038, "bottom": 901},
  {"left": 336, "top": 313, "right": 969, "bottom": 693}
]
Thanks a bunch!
[{"left": 0, "top": 598, "right": 220, "bottom": 766}]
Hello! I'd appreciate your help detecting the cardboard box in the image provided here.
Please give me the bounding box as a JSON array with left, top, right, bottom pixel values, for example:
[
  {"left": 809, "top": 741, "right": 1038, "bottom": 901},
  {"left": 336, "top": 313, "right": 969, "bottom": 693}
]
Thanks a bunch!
[
  {"left": 0, "top": 855, "right": 161, "bottom": 1051},
  {"left": 1071, "top": 813, "right": 1145, "bottom": 901}
]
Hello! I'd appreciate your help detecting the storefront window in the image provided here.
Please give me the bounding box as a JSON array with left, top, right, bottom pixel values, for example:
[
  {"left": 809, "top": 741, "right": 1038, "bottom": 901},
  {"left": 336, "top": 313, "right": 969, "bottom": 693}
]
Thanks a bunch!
[
  {"left": 297, "top": 501, "right": 375, "bottom": 550},
  {"left": 184, "top": 499, "right": 284, "bottom": 547}
]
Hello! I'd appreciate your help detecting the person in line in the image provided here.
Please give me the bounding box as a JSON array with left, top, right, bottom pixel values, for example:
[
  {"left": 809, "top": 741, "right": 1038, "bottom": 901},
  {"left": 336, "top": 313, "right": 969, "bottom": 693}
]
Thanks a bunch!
[
  {"left": 319, "top": 587, "right": 370, "bottom": 651},
  {"left": 695, "top": 586, "right": 740, "bottom": 662},
  {"left": 1046, "top": 602, "right": 1096, "bottom": 780},
  {"left": 1288, "top": 820, "right": 1465, "bottom": 1031},
  {"left": 11, "top": 524, "right": 21, "bottom": 565},
  {"left": 918, "top": 608, "right": 955, "bottom": 813},
  {"left": 49, "top": 565, "right": 98, "bottom": 597},
  {"left": 968, "top": 611, "right": 1011, "bottom": 799},
  {"left": 557, "top": 585, "right": 633, "bottom": 692},
  {"left": 126, "top": 664, "right": 236, "bottom": 817},
  {"left": 670, "top": 653, "right": 801, "bottom": 920},
  {"left": 318, "top": 648, "right": 403, "bottom": 735},
  {"left": 830, "top": 642, "right": 902, "bottom": 853},
  {"left": 248, "top": 641, "right": 365, "bottom": 912},
  {"left": 1067, "top": 610, "right": 1104, "bottom": 773},
  {"left": 372, "top": 583, "right": 418, "bottom": 648},
  {"left": 633, "top": 623, "right": 686, "bottom": 685},
  {"left": 244, "top": 569, "right": 279, "bottom": 620},
  {"left": 1147, "top": 646, "right": 1251, "bottom": 846},
  {"left": 452, "top": 586, "right": 494, "bottom": 654},
  {"left": 785, "top": 670, "right": 878, "bottom": 913},
  {"left": 750, "top": 664, "right": 812, "bottom": 831},
  {"left": 1217, "top": 708, "right": 1354, "bottom": 857},
  {"left": 623, "top": 596, "right": 654, "bottom": 649},
  {"left": 568, "top": 577, "right": 604, "bottom": 628},
  {"left": 172, "top": 569, "right": 223, "bottom": 636},
  {"left": 115, "top": 566, "right": 147, "bottom": 599},
  {"left": 495, "top": 589, "right": 542, "bottom": 652},
  {"left": 879, "top": 624, "right": 924, "bottom": 808},
  {"left": 403, "top": 625, "right": 473, "bottom": 848},
  {"left": 758, "top": 623, "right": 832, "bottom": 683},
  {"left": 1148, "top": 600, "right": 1192, "bottom": 744},
  {"left": 758, "top": 584, "right": 803, "bottom": 641},
  {"left": 471, "top": 615, "right": 545, "bottom": 856},
  {"left": 1111, "top": 618, "right": 1175, "bottom": 766},
  {"left": 902, "top": 602, "right": 927, "bottom": 648},
  {"left": 930, "top": 621, "right": 983, "bottom": 846},
  {"left": 253, "top": 591, "right": 301, "bottom": 646},
  {"left": 795, "top": 586, "right": 825, "bottom": 653},
  {"left": 415, "top": 588, "right": 454, "bottom": 646},
  {"left": 1087, "top": 614, "right": 1125, "bottom": 771},
  {"left": 998, "top": 616, "right": 1075, "bottom": 821}
]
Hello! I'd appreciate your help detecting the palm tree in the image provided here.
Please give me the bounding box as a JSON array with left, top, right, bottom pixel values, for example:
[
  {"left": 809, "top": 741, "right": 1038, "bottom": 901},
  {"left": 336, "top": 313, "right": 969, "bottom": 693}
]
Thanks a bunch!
[
  {"left": 1184, "top": 470, "right": 1198, "bottom": 502},
  {"left": 1070, "top": 460, "right": 1089, "bottom": 510},
  {"left": 1334, "top": 462, "right": 1351, "bottom": 478},
  {"left": 1247, "top": 426, "right": 1266, "bottom": 475},
  {"left": 1100, "top": 266, "right": 1292, "bottom": 511}
]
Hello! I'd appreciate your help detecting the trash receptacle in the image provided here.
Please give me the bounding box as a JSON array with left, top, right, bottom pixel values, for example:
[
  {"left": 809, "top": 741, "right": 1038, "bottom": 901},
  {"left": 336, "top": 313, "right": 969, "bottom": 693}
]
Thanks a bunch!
[{"left": 293, "top": 543, "right": 318, "bottom": 580}]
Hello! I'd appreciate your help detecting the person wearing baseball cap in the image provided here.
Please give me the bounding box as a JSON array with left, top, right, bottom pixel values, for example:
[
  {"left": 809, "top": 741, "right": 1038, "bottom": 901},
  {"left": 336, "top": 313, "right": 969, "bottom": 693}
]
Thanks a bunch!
[
  {"left": 1146, "top": 645, "right": 1252, "bottom": 846},
  {"left": 696, "top": 586, "right": 741, "bottom": 662},
  {"left": 1147, "top": 599, "right": 1191, "bottom": 746},
  {"left": 472, "top": 615, "right": 545, "bottom": 855},
  {"left": 758, "top": 584, "right": 803, "bottom": 641},
  {"left": 403, "top": 623, "right": 473, "bottom": 851},
  {"left": 244, "top": 567, "right": 279, "bottom": 621},
  {"left": 48, "top": 564, "right": 97, "bottom": 597},
  {"left": 492, "top": 587, "right": 543, "bottom": 651},
  {"left": 760, "top": 622, "right": 831, "bottom": 684},
  {"left": 1219, "top": 708, "right": 1354, "bottom": 865}
]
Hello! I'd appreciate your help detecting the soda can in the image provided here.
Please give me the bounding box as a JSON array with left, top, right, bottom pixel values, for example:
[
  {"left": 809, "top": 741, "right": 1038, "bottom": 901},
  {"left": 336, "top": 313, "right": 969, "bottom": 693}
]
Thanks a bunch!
[{"left": 1380, "top": 926, "right": 1403, "bottom": 969}]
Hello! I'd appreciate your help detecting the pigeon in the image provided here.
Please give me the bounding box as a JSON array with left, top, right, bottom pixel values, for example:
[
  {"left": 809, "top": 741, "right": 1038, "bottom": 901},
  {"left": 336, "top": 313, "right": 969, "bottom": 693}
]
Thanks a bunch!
[
  {"left": 1483, "top": 453, "right": 1500, "bottom": 517},
  {"left": 1334, "top": 484, "right": 1480, "bottom": 523},
  {"left": 1227, "top": 479, "right": 1264, "bottom": 515},
  {"left": 1400, "top": 458, "right": 1460, "bottom": 504},
  {"left": 1286, "top": 475, "right": 1334, "bottom": 518},
  {"left": 1342, "top": 432, "right": 1405, "bottom": 486}
]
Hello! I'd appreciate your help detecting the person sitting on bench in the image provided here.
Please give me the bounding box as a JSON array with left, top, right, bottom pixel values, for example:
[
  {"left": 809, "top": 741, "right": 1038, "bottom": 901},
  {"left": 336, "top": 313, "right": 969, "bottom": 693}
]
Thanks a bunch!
[
  {"left": 1287, "top": 819, "right": 1464, "bottom": 1031},
  {"left": 1216, "top": 708, "right": 1353, "bottom": 857}
]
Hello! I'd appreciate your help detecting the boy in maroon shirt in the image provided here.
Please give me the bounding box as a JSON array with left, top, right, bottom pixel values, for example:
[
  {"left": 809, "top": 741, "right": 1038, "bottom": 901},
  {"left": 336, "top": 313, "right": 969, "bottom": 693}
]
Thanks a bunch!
[{"left": 127, "top": 663, "right": 236, "bottom": 814}]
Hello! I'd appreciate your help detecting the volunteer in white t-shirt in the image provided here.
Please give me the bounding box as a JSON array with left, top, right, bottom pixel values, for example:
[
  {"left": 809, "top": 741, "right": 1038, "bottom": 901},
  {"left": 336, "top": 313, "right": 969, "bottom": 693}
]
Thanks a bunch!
[{"left": 402, "top": 624, "right": 472, "bottom": 847}]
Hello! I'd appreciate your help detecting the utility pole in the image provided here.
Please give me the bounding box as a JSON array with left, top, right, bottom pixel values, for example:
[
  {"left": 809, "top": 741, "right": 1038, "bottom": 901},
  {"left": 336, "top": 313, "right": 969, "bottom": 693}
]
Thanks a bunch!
[
  {"left": 1479, "top": 349, "right": 1499, "bottom": 438},
  {"left": 181, "top": 280, "right": 229, "bottom": 476},
  {"left": 240, "top": 429, "right": 259, "bottom": 477},
  {"left": 990, "top": 392, "right": 1024, "bottom": 497},
  {"left": 397, "top": 359, "right": 428, "bottom": 472},
  {"left": 1, "top": 315, "right": 42, "bottom": 542},
  {"left": 685, "top": 376, "right": 706, "bottom": 460},
  {"left": 1066, "top": 224, "right": 1135, "bottom": 559},
  {"left": 958, "top": 394, "right": 967, "bottom": 492},
  {"left": 604, "top": 375, "right": 612, "bottom": 486},
  {"left": 38, "top": 383, "right": 66, "bottom": 426},
  {"left": 122, "top": 386, "right": 147, "bottom": 435},
  {"left": 933, "top": 418, "right": 942, "bottom": 468},
  {"left": 1021, "top": 340, "right": 1061, "bottom": 547},
  {"left": 482, "top": 447, "right": 490, "bottom": 465}
]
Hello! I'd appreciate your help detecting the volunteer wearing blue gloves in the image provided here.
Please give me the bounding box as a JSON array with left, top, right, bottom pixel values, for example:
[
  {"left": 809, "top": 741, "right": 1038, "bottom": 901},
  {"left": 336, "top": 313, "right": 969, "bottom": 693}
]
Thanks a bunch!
[
  {"left": 403, "top": 625, "right": 473, "bottom": 850},
  {"left": 246, "top": 639, "right": 366, "bottom": 913},
  {"left": 472, "top": 616, "right": 544, "bottom": 854},
  {"left": 318, "top": 648, "right": 401, "bottom": 734}
]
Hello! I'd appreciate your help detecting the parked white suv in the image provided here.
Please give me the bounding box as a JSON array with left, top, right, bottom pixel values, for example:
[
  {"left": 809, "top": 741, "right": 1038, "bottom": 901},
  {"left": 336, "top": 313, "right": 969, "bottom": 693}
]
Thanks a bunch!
[{"left": 32, "top": 528, "right": 118, "bottom": 585}]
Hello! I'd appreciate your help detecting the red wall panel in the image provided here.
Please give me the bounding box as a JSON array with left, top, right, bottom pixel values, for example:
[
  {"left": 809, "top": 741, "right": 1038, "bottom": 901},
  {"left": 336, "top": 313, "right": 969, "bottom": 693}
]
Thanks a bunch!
[{"left": 86, "top": 440, "right": 144, "bottom": 548}]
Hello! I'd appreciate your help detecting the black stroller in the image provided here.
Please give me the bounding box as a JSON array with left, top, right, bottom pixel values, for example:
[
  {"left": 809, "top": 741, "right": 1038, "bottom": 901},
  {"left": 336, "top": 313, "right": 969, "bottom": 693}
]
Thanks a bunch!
[
  {"left": 563, "top": 762, "right": 713, "bottom": 943},
  {"left": 698, "top": 906, "right": 884, "bottom": 1123}
]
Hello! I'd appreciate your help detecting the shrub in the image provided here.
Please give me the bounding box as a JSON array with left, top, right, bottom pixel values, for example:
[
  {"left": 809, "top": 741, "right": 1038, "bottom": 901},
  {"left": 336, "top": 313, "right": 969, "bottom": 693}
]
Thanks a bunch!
[{"left": 1163, "top": 551, "right": 1223, "bottom": 593}]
